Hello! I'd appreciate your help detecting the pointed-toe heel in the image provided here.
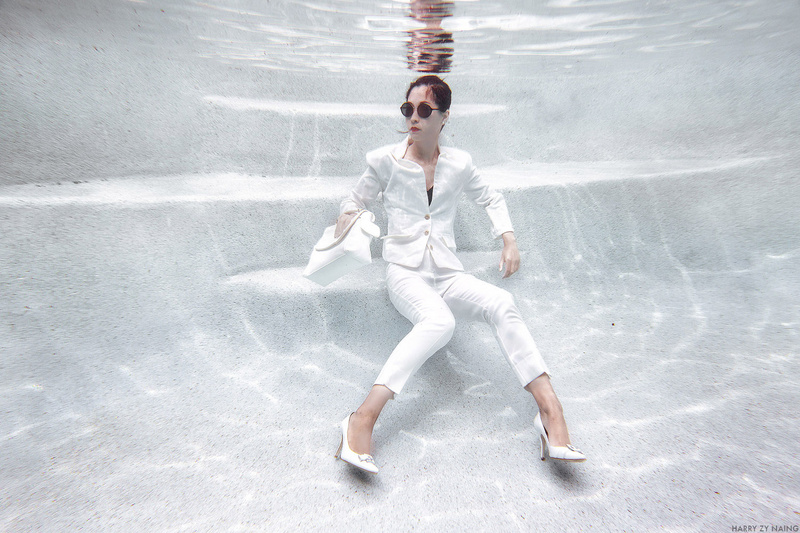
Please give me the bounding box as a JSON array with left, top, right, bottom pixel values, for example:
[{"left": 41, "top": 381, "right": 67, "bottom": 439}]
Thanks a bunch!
[
  {"left": 534, "top": 412, "right": 586, "bottom": 463},
  {"left": 335, "top": 413, "right": 379, "bottom": 474}
]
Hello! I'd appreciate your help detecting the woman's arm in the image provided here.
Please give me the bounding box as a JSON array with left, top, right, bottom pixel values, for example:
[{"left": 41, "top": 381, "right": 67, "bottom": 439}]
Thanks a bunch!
[
  {"left": 335, "top": 159, "right": 383, "bottom": 237},
  {"left": 463, "top": 154, "right": 519, "bottom": 277},
  {"left": 462, "top": 155, "right": 514, "bottom": 239}
]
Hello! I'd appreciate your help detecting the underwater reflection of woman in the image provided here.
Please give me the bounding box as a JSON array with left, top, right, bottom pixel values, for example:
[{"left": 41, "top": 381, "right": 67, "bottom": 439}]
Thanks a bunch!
[{"left": 333, "top": 75, "right": 586, "bottom": 474}]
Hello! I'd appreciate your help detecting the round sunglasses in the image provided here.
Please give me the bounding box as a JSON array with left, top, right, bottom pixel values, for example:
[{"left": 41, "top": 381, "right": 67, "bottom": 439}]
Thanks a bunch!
[{"left": 400, "top": 101, "right": 440, "bottom": 119}]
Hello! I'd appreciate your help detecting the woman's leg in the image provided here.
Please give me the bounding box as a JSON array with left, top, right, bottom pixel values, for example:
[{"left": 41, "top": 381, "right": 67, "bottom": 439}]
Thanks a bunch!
[
  {"left": 347, "top": 263, "right": 456, "bottom": 454},
  {"left": 442, "top": 274, "right": 574, "bottom": 447},
  {"left": 442, "top": 274, "right": 549, "bottom": 388},
  {"left": 376, "top": 263, "right": 456, "bottom": 394}
]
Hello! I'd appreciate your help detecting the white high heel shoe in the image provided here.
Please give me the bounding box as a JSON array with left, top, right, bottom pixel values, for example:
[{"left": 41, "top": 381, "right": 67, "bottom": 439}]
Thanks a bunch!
[
  {"left": 335, "top": 414, "right": 379, "bottom": 474},
  {"left": 534, "top": 412, "right": 586, "bottom": 462}
]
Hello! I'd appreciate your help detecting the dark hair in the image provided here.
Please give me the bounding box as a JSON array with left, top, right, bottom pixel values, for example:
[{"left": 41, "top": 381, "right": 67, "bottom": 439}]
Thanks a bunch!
[{"left": 405, "top": 75, "right": 451, "bottom": 113}]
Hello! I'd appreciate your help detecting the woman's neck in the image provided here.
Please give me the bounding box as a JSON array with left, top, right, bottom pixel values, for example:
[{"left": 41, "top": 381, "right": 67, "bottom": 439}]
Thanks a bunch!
[{"left": 406, "top": 138, "right": 440, "bottom": 164}]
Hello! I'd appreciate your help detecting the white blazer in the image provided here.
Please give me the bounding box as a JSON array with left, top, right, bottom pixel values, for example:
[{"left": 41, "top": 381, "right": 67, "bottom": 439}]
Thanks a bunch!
[{"left": 340, "top": 138, "right": 514, "bottom": 271}]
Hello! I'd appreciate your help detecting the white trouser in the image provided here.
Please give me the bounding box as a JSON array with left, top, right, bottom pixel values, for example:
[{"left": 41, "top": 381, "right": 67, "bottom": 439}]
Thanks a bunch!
[{"left": 375, "top": 250, "right": 549, "bottom": 394}]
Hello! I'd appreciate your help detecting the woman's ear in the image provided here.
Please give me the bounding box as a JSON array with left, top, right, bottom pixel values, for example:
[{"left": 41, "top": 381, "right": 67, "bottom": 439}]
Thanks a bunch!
[{"left": 440, "top": 109, "right": 450, "bottom": 131}]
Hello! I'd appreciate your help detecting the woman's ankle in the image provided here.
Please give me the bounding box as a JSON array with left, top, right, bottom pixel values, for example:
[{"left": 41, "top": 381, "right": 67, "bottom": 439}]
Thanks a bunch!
[
  {"left": 353, "top": 407, "right": 379, "bottom": 426},
  {"left": 537, "top": 398, "right": 563, "bottom": 420}
]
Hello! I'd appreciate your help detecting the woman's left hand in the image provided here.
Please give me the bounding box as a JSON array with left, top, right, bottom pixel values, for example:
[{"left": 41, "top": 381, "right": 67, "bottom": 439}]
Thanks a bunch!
[{"left": 499, "top": 232, "right": 520, "bottom": 278}]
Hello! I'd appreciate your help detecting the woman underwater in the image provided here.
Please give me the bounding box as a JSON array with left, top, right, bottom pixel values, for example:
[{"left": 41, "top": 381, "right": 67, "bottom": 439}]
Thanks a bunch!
[{"left": 333, "top": 75, "right": 585, "bottom": 474}]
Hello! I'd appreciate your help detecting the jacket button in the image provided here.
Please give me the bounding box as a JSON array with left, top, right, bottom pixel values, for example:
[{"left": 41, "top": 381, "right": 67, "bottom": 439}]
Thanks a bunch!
[
  {"left": 424, "top": 230, "right": 429, "bottom": 235},
  {"left": 424, "top": 214, "right": 430, "bottom": 220},
  {"left": 429, "top": 244, "right": 433, "bottom": 250}
]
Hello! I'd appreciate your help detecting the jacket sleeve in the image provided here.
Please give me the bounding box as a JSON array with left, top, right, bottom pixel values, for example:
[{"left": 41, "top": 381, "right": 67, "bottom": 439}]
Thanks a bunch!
[
  {"left": 340, "top": 153, "right": 384, "bottom": 215},
  {"left": 463, "top": 154, "right": 514, "bottom": 239}
]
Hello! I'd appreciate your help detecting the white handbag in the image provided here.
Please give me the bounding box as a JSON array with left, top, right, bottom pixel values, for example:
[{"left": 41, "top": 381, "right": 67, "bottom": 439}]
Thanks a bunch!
[{"left": 303, "top": 210, "right": 381, "bottom": 286}]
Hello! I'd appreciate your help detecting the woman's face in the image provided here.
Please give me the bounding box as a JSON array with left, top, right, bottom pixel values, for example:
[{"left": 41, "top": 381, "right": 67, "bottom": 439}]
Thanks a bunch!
[{"left": 405, "top": 85, "right": 449, "bottom": 145}]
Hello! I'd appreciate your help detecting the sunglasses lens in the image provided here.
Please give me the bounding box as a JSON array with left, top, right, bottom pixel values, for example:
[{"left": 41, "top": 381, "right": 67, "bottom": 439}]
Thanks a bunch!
[
  {"left": 418, "top": 103, "right": 432, "bottom": 119},
  {"left": 401, "top": 102, "right": 436, "bottom": 119}
]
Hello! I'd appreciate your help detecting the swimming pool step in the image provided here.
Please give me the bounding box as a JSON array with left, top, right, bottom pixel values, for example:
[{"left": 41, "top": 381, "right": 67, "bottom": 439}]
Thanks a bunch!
[
  {"left": 1, "top": 157, "right": 777, "bottom": 279},
  {"left": 2, "top": 158, "right": 791, "bottom": 297}
]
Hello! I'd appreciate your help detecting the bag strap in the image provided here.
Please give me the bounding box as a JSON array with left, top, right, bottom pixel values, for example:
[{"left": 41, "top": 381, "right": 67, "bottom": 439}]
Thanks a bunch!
[{"left": 314, "top": 210, "right": 370, "bottom": 252}]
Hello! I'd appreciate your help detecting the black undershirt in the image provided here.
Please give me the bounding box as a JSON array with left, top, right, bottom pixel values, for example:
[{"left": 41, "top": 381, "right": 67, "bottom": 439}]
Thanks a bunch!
[{"left": 427, "top": 185, "right": 433, "bottom": 205}]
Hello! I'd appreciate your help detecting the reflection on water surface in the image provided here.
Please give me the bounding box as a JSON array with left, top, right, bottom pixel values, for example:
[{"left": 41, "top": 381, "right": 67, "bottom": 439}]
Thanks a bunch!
[{"left": 185, "top": 0, "right": 792, "bottom": 74}]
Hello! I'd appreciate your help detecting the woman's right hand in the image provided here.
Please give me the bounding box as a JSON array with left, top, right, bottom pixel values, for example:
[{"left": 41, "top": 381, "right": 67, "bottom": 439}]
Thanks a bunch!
[{"left": 334, "top": 212, "right": 357, "bottom": 238}]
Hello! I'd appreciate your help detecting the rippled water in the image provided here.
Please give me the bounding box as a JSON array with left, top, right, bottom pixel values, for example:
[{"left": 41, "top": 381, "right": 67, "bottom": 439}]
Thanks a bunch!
[{"left": 186, "top": 0, "right": 794, "bottom": 74}]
